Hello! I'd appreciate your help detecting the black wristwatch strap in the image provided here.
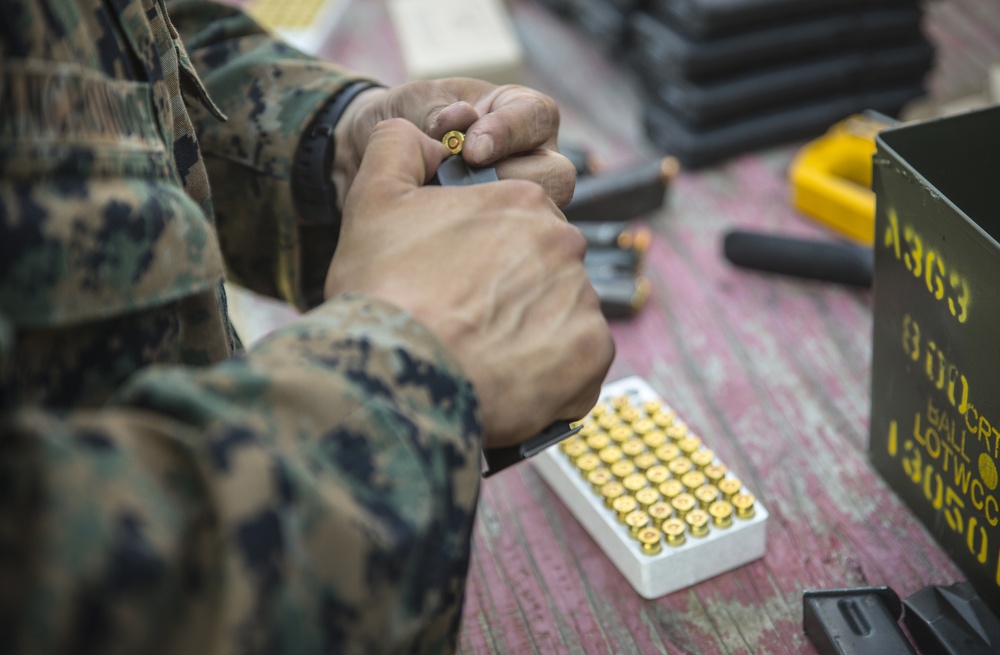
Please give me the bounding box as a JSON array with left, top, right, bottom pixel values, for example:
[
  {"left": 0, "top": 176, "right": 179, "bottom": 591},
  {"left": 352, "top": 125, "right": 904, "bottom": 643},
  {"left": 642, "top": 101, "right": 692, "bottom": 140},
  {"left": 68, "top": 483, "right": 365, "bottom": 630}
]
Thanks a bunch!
[{"left": 292, "top": 80, "right": 381, "bottom": 226}]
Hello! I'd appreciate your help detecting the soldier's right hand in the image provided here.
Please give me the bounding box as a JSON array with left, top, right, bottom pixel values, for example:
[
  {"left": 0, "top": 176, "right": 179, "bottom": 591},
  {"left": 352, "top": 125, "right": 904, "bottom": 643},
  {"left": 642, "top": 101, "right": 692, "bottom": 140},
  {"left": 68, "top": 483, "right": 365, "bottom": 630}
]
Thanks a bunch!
[{"left": 324, "top": 119, "right": 615, "bottom": 450}]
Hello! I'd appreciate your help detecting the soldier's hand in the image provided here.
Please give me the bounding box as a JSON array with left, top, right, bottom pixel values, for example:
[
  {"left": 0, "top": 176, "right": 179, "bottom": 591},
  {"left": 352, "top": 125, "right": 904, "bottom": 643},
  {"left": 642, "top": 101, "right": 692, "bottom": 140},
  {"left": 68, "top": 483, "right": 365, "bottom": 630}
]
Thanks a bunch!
[
  {"left": 332, "top": 79, "right": 575, "bottom": 209},
  {"left": 324, "top": 119, "right": 614, "bottom": 449}
]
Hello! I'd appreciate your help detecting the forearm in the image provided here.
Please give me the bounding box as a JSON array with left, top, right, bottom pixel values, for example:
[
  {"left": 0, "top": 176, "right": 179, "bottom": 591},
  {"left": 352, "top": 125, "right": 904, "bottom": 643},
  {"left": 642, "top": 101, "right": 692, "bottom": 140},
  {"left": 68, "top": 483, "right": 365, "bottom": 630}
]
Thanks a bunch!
[
  {"left": 0, "top": 296, "right": 482, "bottom": 654},
  {"left": 168, "top": 0, "right": 373, "bottom": 308}
]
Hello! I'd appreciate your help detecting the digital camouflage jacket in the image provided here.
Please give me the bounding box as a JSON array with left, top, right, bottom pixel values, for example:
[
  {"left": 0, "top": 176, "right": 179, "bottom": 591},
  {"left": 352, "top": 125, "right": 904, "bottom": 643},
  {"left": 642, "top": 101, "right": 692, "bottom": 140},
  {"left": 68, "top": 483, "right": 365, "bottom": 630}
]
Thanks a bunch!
[{"left": 0, "top": 1, "right": 483, "bottom": 653}]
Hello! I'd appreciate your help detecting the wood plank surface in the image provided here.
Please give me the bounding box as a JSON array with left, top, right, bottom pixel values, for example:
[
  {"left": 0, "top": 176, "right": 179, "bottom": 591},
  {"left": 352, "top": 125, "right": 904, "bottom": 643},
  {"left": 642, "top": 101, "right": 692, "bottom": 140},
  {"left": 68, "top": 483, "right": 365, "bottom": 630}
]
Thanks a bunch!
[{"left": 310, "top": 1, "right": 999, "bottom": 652}]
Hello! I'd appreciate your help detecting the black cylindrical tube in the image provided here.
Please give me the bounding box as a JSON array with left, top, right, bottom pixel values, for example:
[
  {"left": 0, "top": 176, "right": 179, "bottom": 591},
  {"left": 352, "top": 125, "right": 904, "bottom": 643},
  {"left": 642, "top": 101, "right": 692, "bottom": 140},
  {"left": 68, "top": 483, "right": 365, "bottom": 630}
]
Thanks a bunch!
[{"left": 723, "top": 230, "right": 873, "bottom": 287}]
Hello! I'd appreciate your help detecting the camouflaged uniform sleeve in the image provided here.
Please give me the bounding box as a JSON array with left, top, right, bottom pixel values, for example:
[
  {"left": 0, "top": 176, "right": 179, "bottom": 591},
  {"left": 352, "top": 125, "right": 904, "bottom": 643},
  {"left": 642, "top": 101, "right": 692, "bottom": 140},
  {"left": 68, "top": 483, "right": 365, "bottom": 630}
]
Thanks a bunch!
[
  {"left": 0, "top": 0, "right": 230, "bottom": 339},
  {"left": 167, "top": 0, "right": 373, "bottom": 310},
  {"left": 0, "top": 296, "right": 483, "bottom": 655}
]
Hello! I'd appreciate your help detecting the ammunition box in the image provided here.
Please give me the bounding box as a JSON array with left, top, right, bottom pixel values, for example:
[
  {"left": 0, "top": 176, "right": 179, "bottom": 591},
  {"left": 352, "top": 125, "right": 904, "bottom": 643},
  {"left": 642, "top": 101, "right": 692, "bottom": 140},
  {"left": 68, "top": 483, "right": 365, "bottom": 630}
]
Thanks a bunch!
[{"left": 869, "top": 105, "right": 1000, "bottom": 616}]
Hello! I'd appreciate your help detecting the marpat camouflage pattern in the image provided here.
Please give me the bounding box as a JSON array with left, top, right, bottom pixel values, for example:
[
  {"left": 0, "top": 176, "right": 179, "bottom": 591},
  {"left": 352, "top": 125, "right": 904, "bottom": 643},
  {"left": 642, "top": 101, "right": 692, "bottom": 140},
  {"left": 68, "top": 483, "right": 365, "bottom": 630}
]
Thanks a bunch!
[{"left": 0, "top": 2, "right": 483, "bottom": 653}]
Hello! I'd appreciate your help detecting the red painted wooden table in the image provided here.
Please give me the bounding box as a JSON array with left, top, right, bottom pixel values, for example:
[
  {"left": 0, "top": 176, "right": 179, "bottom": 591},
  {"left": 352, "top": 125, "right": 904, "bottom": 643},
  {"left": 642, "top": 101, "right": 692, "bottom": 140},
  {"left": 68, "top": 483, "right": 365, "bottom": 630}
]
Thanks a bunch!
[{"left": 312, "top": 2, "right": 971, "bottom": 652}]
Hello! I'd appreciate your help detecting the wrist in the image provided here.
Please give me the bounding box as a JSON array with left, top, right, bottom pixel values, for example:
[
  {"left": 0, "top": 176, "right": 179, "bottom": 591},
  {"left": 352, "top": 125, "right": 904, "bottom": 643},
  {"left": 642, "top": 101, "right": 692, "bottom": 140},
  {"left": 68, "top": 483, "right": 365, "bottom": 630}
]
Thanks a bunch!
[
  {"left": 291, "top": 81, "right": 383, "bottom": 228},
  {"left": 331, "top": 86, "right": 389, "bottom": 210}
]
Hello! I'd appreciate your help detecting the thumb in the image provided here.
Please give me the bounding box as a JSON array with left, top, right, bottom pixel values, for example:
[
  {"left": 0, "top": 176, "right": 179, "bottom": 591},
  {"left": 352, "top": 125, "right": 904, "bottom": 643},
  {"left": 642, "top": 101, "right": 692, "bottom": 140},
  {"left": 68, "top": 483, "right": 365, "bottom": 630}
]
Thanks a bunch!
[{"left": 350, "top": 118, "right": 449, "bottom": 200}]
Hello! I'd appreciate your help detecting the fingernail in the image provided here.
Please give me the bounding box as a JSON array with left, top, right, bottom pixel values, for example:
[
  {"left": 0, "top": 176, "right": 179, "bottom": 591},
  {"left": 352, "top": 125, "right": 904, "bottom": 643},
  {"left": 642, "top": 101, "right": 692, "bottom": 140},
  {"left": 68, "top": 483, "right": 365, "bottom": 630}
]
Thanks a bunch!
[{"left": 469, "top": 135, "right": 494, "bottom": 163}]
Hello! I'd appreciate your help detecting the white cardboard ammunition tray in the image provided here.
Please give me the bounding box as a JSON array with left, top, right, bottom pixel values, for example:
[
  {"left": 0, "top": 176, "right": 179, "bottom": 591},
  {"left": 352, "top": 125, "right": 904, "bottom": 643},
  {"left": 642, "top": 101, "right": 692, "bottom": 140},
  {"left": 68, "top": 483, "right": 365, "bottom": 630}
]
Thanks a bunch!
[{"left": 534, "top": 376, "right": 768, "bottom": 599}]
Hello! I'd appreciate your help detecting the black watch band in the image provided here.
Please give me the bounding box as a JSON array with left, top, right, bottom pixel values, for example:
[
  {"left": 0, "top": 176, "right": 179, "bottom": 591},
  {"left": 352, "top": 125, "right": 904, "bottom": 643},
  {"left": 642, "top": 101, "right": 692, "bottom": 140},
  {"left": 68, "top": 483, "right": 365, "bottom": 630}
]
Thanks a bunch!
[{"left": 292, "top": 80, "right": 381, "bottom": 226}]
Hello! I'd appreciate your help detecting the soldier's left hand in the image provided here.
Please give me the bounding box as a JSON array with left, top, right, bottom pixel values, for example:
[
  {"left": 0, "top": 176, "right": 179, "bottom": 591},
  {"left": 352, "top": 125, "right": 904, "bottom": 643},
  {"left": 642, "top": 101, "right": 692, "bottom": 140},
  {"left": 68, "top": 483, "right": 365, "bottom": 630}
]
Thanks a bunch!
[{"left": 330, "top": 79, "right": 576, "bottom": 209}]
